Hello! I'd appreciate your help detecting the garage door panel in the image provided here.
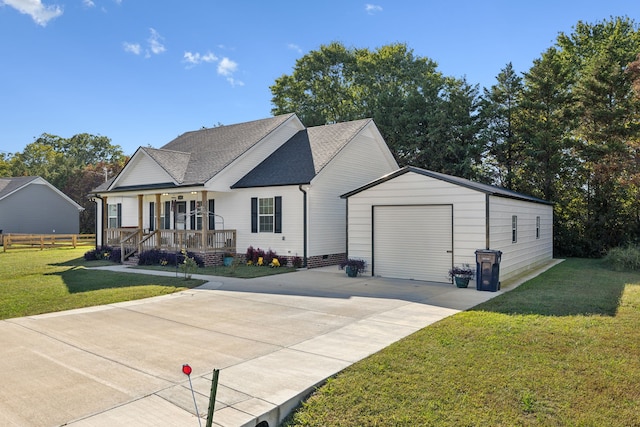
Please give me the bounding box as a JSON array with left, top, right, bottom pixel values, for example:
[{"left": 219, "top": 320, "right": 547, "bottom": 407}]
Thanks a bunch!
[{"left": 374, "top": 205, "right": 452, "bottom": 283}]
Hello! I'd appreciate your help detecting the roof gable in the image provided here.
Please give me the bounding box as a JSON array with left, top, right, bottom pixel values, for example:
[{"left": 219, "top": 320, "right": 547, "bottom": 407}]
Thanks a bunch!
[
  {"left": 162, "top": 113, "right": 297, "bottom": 184},
  {"left": 0, "top": 176, "right": 84, "bottom": 210},
  {"left": 341, "top": 166, "right": 553, "bottom": 205},
  {"left": 231, "top": 118, "right": 372, "bottom": 189},
  {"left": 0, "top": 176, "right": 39, "bottom": 200}
]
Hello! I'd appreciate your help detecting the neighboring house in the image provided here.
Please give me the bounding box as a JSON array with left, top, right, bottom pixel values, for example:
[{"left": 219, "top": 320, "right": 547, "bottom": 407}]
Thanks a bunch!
[
  {"left": 91, "top": 113, "right": 399, "bottom": 266},
  {"left": 341, "top": 166, "right": 554, "bottom": 283},
  {"left": 0, "top": 176, "right": 83, "bottom": 235}
]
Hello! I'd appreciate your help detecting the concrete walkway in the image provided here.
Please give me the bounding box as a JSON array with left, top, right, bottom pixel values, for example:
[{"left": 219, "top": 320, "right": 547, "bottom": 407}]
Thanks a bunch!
[{"left": 0, "top": 261, "right": 561, "bottom": 427}]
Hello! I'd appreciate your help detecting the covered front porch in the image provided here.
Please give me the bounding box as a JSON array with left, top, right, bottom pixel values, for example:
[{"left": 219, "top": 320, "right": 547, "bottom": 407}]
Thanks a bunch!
[
  {"left": 107, "top": 227, "right": 236, "bottom": 263},
  {"left": 98, "top": 189, "right": 237, "bottom": 264}
]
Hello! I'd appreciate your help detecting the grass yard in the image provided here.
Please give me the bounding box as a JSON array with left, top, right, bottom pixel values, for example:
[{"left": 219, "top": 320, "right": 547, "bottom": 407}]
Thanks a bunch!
[
  {"left": 283, "top": 258, "right": 640, "bottom": 426},
  {"left": 0, "top": 247, "right": 205, "bottom": 320}
]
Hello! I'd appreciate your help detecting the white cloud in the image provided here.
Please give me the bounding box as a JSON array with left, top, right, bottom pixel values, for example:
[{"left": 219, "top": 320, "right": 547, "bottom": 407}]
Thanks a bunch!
[
  {"left": 123, "top": 28, "right": 165, "bottom": 58},
  {"left": 217, "top": 58, "right": 243, "bottom": 87},
  {"left": 2, "top": 0, "right": 63, "bottom": 26},
  {"left": 183, "top": 51, "right": 218, "bottom": 67},
  {"left": 287, "top": 43, "right": 302, "bottom": 54},
  {"left": 147, "top": 28, "right": 165, "bottom": 55},
  {"left": 82, "top": 0, "right": 94, "bottom": 7},
  {"left": 226, "top": 77, "right": 244, "bottom": 88},
  {"left": 123, "top": 42, "right": 141, "bottom": 55},
  {"left": 365, "top": 3, "right": 382, "bottom": 14},
  {"left": 217, "top": 57, "right": 237, "bottom": 76}
]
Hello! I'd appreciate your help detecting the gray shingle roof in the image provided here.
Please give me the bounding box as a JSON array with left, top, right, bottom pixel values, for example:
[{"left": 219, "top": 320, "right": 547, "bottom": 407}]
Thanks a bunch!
[
  {"left": 141, "top": 147, "right": 191, "bottom": 183},
  {"left": 0, "top": 176, "right": 39, "bottom": 200},
  {"left": 341, "top": 166, "right": 554, "bottom": 205},
  {"left": 159, "top": 113, "right": 296, "bottom": 184},
  {"left": 232, "top": 118, "right": 372, "bottom": 188}
]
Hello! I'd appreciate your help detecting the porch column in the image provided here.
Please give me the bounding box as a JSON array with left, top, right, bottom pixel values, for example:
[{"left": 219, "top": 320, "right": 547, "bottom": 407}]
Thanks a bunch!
[
  {"left": 137, "top": 194, "right": 143, "bottom": 230},
  {"left": 155, "top": 193, "right": 161, "bottom": 248},
  {"left": 102, "top": 196, "right": 108, "bottom": 246},
  {"left": 201, "top": 190, "right": 208, "bottom": 248}
]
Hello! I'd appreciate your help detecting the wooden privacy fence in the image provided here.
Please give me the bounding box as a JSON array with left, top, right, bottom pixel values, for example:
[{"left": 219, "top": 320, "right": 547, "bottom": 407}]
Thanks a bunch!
[{"left": 2, "top": 233, "right": 96, "bottom": 251}]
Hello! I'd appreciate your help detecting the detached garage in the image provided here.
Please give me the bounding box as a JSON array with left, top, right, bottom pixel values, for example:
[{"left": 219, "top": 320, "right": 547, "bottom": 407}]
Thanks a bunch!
[{"left": 341, "top": 166, "right": 553, "bottom": 285}]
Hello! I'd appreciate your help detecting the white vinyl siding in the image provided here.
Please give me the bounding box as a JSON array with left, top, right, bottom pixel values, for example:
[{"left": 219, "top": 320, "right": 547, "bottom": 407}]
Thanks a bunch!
[
  {"left": 215, "top": 186, "right": 305, "bottom": 258},
  {"left": 489, "top": 196, "right": 553, "bottom": 280},
  {"left": 116, "top": 153, "right": 175, "bottom": 187},
  {"left": 347, "top": 172, "right": 486, "bottom": 270},
  {"left": 307, "top": 122, "right": 398, "bottom": 257},
  {"left": 346, "top": 170, "right": 554, "bottom": 283},
  {"left": 373, "top": 205, "right": 452, "bottom": 283}
]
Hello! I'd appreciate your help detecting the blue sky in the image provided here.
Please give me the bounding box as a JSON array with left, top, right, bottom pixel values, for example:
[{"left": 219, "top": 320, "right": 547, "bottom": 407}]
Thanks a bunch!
[{"left": 1, "top": 0, "right": 638, "bottom": 156}]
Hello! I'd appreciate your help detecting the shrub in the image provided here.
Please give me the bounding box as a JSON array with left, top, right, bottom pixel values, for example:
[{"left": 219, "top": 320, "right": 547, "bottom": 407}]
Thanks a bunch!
[
  {"left": 84, "top": 246, "right": 121, "bottom": 264},
  {"left": 605, "top": 245, "right": 640, "bottom": 271},
  {"left": 246, "top": 246, "right": 267, "bottom": 264},
  {"left": 339, "top": 258, "right": 366, "bottom": 273},
  {"left": 292, "top": 256, "right": 303, "bottom": 268},
  {"left": 264, "top": 249, "right": 277, "bottom": 264},
  {"left": 138, "top": 249, "right": 203, "bottom": 268}
]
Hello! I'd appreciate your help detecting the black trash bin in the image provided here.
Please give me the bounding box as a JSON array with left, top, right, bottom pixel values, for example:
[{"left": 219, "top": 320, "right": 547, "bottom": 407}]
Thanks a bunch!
[{"left": 475, "top": 249, "right": 502, "bottom": 292}]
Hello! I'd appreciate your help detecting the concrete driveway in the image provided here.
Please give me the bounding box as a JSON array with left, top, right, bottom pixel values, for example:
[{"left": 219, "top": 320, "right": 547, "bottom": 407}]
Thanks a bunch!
[{"left": 0, "top": 263, "right": 558, "bottom": 427}]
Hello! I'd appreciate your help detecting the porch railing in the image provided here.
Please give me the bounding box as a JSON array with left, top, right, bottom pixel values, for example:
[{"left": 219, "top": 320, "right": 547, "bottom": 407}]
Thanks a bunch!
[{"left": 106, "top": 228, "right": 236, "bottom": 256}]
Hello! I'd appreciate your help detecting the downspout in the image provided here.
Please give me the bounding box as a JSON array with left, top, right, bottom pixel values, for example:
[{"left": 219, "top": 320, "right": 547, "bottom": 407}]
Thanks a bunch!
[
  {"left": 91, "top": 194, "right": 104, "bottom": 249},
  {"left": 298, "top": 185, "right": 308, "bottom": 268},
  {"left": 485, "top": 193, "right": 490, "bottom": 249}
]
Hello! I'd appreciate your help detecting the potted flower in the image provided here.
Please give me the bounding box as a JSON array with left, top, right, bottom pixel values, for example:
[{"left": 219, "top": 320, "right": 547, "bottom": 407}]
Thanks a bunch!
[
  {"left": 223, "top": 252, "right": 235, "bottom": 267},
  {"left": 339, "top": 258, "right": 366, "bottom": 277},
  {"left": 449, "top": 264, "right": 475, "bottom": 288}
]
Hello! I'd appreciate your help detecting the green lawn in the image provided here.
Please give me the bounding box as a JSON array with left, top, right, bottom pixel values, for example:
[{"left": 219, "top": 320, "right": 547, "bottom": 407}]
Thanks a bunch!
[
  {"left": 283, "top": 258, "right": 640, "bottom": 426},
  {"left": 0, "top": 247, "right": 205, "bottom": 320}
]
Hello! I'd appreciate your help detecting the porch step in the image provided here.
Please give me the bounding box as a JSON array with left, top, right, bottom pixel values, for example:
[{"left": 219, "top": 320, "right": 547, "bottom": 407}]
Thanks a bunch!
[{"left": 123, "top": 256, "right": 139, "bottom": 266}]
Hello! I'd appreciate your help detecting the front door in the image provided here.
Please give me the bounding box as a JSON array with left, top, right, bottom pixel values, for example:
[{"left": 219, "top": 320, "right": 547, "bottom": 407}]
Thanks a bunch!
[{"left": 175, "top": 201, "right": 187, "bottom": 230}]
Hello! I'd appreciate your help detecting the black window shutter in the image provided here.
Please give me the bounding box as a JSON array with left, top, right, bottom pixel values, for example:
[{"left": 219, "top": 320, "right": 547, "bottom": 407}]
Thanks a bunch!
[
  {"left": 164, "top": 201, "right": 171, "bottom": 229},
  {"left": 149, "top": 202, "right": 155, "bottom": 231},
  {"left": 190, "top": 200, "right": 196, "bottom": 230},
  {"left": 208, "top": 199, "right": 215, "bottom": 230},
  {"left": 251, "top": 197, "right": 258, "bottom": 233},
  {"left": 117, "top": 203, "right": 122, "bottom": 228},
  {"left": 274, "top": 196, "right": 282, "bottom": 233}
]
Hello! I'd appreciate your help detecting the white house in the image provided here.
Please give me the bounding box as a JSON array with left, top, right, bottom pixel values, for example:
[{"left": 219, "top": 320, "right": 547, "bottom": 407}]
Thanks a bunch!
[
  {"left": 341, "top": 166, "right": 554, "bottom": 284},
  {"left": 91, "top": 113, "right": 399, "bottom": 266}
]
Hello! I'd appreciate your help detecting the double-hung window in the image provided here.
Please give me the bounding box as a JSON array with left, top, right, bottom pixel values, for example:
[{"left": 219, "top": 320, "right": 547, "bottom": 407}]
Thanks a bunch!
[
  {"left": 512, "top": 215, "right": 518, "bottom": 243},
  {"left": 108, "top": 203, "right": 121, "bottom": 228},
  {"left": 251, "top": 196, "right": 282, "bottom": 233},
  {"left": 259, "top": 198, "right": 274, "bottom": 232}
]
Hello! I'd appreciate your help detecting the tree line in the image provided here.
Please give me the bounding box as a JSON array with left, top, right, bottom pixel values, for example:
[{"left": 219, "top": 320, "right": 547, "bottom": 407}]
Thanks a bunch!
[{"left": 271, "top": 16, "right": 640, "bottom": 257}]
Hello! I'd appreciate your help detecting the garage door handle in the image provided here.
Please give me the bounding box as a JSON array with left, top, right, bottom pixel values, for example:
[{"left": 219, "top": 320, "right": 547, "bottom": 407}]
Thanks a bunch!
[{"left": 446, "top": 250, "right": 453, "bottom": 253}]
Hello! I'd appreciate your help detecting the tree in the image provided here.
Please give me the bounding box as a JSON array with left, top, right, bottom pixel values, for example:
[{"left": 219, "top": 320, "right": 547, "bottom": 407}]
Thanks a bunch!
[
  {"left": 556, "top": 17, "right": 640, "bottom": 254},
  {"left": 9, "top": 133, "right": 126, "bottom": 233},
  {"left": 424, "top": 77, "right": 485, "bottom": 179},
  {"left": 271, "top": 42, "right": 487, "bottom": 176},
  {"left": 480, "top": 63, "right": 524, "bottom": 189},
  {"left": 271, "top": 42, "right": 361, "bottom": 126}
]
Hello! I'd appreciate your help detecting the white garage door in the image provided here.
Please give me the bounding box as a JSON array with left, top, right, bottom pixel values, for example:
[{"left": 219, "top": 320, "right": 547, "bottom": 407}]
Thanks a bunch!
[{"left": 373, "top": 205, "right": 453, "bottom": 283}]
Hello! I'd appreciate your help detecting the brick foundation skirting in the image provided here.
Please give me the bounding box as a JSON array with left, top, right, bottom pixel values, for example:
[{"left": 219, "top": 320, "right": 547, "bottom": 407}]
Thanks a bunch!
[{"left": 306, "top": 253, "right": 346, "bottom": 269}]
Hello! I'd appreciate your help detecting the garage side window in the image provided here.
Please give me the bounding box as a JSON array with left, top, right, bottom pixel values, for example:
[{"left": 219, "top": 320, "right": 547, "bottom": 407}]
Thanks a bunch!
[
  {"left": 512, "top": 215, "right": 517, "bottom": 243},
  {"left": 536, "top": 216, "right": 540, "bottom": 239}
]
